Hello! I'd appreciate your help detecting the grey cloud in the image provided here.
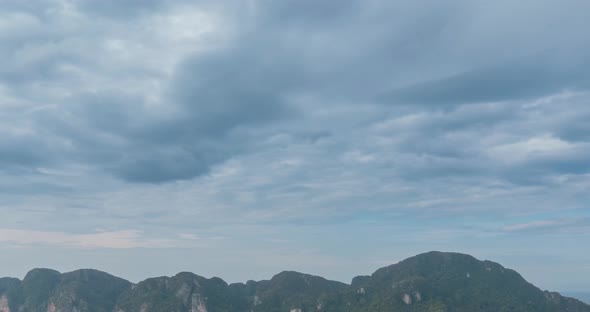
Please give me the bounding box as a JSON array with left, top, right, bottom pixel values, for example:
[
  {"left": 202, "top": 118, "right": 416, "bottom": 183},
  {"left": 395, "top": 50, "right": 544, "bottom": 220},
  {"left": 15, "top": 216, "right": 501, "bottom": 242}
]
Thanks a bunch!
[
  {"left": 0, "top": 137, "right": 49, "bottom": 169},
  {"left": 0, "top": 47, "right": 85, "bottom": 87},
  {"left": 258, "top": 0, "right": 364, "bottom": 26},
  {"left": 501, "top": 147, "right": 590, "bottom": 185},
  {"left": 167, "top": 49, "right": 297, "bottom": 137},
  {"left": 0, "top": 129, "right": 64, "bottom": 172},
  {"left": 73, "top": 0, "right": 175, "bottom": 19},
  {"left": 113, "top": 151, "right": 212, "bottom": 183},
  {"left": 2, "top": 0, "right": 590, "bottom": 291},
  {"left": 31, "top": 43, "right": 299, "bottom": 183},
  {"left": 381, "top": 62, "right": 590, "bottom": 107},
  {"left": 366, "top": 94, "right": 590, "bottom": 186},
  {"left": 555, "top": 112, "right": 590, "bottom": 142},
  {"left": 110, "top": 44, "right": 300, "bottom": 182},
  {"left": 2, "top": 0, "right": 590, "bottom": 186}
]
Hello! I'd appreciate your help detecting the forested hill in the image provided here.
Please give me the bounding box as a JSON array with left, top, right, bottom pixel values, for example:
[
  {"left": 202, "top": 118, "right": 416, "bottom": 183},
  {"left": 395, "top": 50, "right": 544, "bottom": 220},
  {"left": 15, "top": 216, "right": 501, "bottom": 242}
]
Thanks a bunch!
[{"left": 1, "top": 251, "right": 588, "bottom": 312}]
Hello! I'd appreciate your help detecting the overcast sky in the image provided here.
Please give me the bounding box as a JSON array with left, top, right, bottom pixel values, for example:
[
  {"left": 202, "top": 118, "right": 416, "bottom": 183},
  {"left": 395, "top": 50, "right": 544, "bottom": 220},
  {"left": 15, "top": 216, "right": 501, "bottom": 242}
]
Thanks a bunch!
[{"left": 1, "top": 0, "right": 589, "bottom": 292}]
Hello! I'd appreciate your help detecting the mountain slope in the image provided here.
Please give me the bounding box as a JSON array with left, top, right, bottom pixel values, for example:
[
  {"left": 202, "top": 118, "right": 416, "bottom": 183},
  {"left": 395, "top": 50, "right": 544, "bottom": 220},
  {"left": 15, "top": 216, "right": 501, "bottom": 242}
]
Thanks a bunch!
[
  {"left": 0, "top": 251, "right": 588, "bottom": 312},
  {"left": 0, "top": 268, "right": 131, "bottom": 312},
  {"left": 565, "top": 292, "right": 590, "bottom": 305},
  {"left": 248, "top": 271, "right": 348, "bottom": 311},
  {"left": 114, "top": 272, "right": 248, "bottom": 312},
  {"left": 329, "top": 251, "right": 589, "bottom": 312}
]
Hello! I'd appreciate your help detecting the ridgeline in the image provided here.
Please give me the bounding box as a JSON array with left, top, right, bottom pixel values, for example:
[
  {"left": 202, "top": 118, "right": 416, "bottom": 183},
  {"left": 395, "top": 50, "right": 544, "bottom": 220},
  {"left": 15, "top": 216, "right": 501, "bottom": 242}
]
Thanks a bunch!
[{"left": 1, "top": 251, "right": 588, "bottom": 312}]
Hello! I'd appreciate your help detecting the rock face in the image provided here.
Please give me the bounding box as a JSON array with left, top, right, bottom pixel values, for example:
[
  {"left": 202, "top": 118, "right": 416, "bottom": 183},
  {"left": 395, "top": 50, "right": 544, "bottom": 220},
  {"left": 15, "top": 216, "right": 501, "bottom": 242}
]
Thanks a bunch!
[
  {"left": 0, "top": 294, "right": 11, "bottom": 312},
  {"left": 1, "top": 251, "right": 589, "bottom": 312}
]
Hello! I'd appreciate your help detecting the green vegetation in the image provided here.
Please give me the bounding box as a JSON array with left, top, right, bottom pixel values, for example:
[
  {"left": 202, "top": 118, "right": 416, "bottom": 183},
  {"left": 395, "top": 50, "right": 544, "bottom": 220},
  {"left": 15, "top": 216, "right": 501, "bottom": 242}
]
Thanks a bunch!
[{"left": 0, "top": 252, "right": 588, "bottom": 311}]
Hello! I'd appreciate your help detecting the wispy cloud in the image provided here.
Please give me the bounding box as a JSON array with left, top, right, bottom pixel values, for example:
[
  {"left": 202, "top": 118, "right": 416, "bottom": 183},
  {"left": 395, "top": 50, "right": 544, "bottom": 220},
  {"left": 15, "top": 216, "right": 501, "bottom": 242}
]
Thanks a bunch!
[
  {"left": 502, "top": 217, "right": 590, "bottom": 233},
  {"left": 0, "top": 229, "right": 175, "bottom": 249}
]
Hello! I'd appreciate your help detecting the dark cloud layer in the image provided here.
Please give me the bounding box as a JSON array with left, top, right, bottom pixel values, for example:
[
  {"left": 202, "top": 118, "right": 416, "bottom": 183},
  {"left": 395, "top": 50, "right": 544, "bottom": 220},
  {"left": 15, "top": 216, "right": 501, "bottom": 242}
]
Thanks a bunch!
[{"left": 1, "top": 0, "right": 590, "bottom": 184}]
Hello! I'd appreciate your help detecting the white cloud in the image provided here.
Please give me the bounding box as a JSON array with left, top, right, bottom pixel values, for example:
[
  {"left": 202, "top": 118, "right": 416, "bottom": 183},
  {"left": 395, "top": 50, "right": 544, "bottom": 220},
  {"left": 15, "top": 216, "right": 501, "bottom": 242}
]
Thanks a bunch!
[
  {"left": 487, "top": 134, "right": 576, "bottom": 164},
  {"left": 502, "top": 220, "right": 565, "bottom": 232}
]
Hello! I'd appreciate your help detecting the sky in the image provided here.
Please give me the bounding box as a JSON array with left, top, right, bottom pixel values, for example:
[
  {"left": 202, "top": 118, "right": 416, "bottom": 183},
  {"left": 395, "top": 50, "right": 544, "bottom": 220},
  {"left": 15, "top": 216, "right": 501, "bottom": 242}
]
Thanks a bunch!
[{"left": 0, "top": 0, "right": 589, "bottom": 292}]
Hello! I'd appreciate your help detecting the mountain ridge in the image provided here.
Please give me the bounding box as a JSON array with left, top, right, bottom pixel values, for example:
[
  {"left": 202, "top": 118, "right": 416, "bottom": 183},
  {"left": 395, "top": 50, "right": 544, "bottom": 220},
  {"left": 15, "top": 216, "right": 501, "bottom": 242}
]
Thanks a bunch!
[
  {"left": 564, "top": 292, "right": 590, "bottom": 305},
  {"left": 0, "top": 251, "right": 588, "bottom": 312}
]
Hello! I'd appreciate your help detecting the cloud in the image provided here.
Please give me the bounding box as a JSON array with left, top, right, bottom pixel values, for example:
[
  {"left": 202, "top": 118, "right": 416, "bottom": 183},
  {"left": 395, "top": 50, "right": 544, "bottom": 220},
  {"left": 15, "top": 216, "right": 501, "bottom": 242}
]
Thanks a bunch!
[
  {"left": 0, "top": 229, "right": 175, "bottom": 249},
  {"left": 74, "top": 0, "right": 175, "bottom": 19},
  {"left": 503, "top": 220, "right": 564, "bottom": 232},
  {"left": 2, "top": 0, "right": 590, "bottom": 184},
  {"left": 381, "top": 62, "right": 590, "bottom": 107},
  {"left": 503, "top": 217, "right": 590, "bottom": 234},
  {"left": 108, "top": 45, "right": 299, "bottom": 183},
  {"left": 1, "top": 0, "right": 590, "bottom": 290}
]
